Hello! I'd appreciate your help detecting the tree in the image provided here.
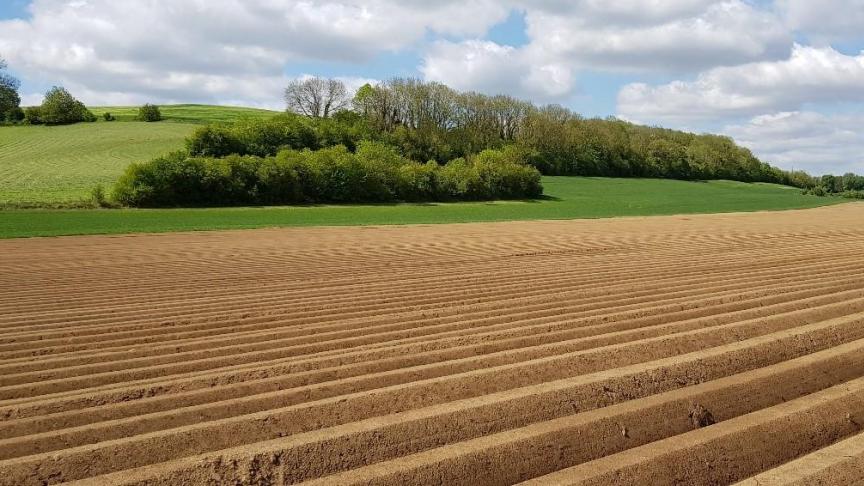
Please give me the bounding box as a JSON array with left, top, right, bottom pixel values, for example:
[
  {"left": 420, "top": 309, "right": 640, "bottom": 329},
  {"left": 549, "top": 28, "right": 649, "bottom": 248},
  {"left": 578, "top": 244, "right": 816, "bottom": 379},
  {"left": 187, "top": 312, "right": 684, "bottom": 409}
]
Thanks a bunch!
[
  {"left": 284, "top": 77, "right": 349, "bottom": 118},
  {"left": 137, "top": 104, "right": 162, "bottom": 122},
  {"left": 0, "top": 56, "right": 21, "bottom": 122},
  {"left": 39, "top": 86, "right": 95, "bottom": 125}
]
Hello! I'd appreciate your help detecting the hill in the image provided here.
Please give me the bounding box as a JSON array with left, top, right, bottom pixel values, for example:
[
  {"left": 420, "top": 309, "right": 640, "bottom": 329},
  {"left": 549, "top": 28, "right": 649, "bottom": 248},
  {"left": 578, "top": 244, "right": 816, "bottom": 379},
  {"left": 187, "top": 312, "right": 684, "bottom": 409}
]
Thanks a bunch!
[
  {"left": 0, "top": 105, "right": 280, "bottom": 206},
  {"left": 89, "top": 104, "right": 280, "bottom": 124}
]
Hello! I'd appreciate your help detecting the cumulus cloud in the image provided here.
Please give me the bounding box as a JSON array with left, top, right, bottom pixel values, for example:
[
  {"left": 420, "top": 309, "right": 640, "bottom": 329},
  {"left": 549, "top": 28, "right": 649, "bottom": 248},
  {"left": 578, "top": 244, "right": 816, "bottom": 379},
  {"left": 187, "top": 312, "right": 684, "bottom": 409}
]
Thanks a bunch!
[
  {"left": 778, "top": 0, "right": 864, "bottom": 43},
  {"left": 0, "top": 0, "right": 510, "bottom": 106},
  {"left": 724, "top": 111, "right": 864, "bottom": 174},
  {"left": 419, "top": 0, "right": 794, "bottom": 104},
  {"left": 420, "top": 40, "right": 573, "bottom": 101},
  {"left": 524, "top": 0, "right": 791, "bottom": 72},
  {"left": 617, "top": 45, "right": 864, "bottom": 124}
]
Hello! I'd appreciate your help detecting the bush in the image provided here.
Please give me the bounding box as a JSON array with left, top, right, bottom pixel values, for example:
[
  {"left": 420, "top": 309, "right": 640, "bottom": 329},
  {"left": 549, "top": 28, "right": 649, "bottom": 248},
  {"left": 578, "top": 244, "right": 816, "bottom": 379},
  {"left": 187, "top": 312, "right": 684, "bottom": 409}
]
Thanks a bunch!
[
  {"left": 3, "top": 106, "right": 24, "bottom": 123},
  {"left": 137, "top": 104, "right": 162, "bottom": 122},
  {"left": 186, "top": 113, "right": 366, "bottom": 158},
  {"left": 113, "top": 142, "right": 544, "bottom": 207},
  {"left": 103, "top": 112, "right": 116, "bottom": 122},
  {"left": 24, "top": 106, "right": 42, "bottom": 125},
  {"left": 39, "top": 86, "right": 95, "bottom": 125},
  {"left": 842, "top": 190, "right": 864, "bottom": 200}
]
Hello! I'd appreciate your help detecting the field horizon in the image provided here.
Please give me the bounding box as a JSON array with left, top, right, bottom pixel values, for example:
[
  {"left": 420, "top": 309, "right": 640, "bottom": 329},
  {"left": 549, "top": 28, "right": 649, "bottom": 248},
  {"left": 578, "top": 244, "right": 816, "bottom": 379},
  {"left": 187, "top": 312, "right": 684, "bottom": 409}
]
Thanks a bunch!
[{"left": 0, "top": 177, "right": 846, "bottom": 238}]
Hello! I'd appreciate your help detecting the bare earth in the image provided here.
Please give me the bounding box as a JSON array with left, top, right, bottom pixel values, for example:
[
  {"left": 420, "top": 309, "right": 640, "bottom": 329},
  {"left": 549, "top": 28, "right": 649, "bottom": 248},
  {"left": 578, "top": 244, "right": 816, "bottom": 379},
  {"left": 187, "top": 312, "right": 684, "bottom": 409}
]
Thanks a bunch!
[{"left": 1, "top": 203, "right": 864, "bottom": 485}]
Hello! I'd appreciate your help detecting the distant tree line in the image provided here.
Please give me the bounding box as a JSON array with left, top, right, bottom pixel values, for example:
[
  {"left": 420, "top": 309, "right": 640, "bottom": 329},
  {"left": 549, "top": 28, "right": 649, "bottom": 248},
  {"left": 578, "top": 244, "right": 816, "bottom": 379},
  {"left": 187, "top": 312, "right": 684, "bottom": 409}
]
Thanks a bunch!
[
  {"left": 284, "top": 76, "right": 860, "bottom": 188},
  {"left": 1, "top": 56, "right": 163, "bottom": 126},
  {"left": 803, "top": 173, "right": 864, "bottom": 199}
]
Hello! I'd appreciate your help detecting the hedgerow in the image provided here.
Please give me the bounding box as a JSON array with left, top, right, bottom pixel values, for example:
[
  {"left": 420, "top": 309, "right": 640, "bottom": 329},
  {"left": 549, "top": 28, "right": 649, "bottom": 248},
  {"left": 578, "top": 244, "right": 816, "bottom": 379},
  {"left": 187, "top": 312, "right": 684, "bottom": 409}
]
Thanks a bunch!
[{"left": 113, "top": 141, "right": 541, "bottom": 207}]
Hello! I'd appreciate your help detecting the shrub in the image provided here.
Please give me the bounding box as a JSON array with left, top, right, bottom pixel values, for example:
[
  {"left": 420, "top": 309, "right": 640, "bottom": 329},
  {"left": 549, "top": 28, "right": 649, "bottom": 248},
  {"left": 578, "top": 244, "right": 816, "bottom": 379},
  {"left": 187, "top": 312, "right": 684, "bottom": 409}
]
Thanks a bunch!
[
  {"left": 137, "top": 104, "right": 162, "bottom": 122},
  {"left": 114, "top": 142, "right": 544, "bottom": 207},
  {"left": 24, "top": 106, "right": 42, "bottom": 125},
  {"left": 103, "top": 112, "right": 116, "bottom": 121},
  {"left": 39, "top": 86, "right": 95, "bottom": 125},
  {"left": 810, "top": 186, "right": 828, "bottom": 197},
  {"left": 187, "top": 114, "right": 319, "bottom": 158},
  {"left": 3, "top": 106, "right": 24, "bottom": 123},
  {"left": 842, "top": 190, "right": 864, "bottom": 200},
  {"left": 186, "top": 125, "right": 243, "bottom": 157}
]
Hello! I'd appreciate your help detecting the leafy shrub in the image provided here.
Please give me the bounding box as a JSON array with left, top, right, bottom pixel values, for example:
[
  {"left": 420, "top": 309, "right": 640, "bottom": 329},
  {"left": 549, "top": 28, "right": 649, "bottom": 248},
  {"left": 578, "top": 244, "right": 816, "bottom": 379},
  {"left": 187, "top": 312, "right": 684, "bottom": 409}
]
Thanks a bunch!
[
  {"left": 24, "top": 106, "right": 42, "bottom": 125},
  {"left": 103, "top": 112, "right": 116, "bottom": 121},
  {"left": 186, "top": 113, "right": 370, "bottom": 159},
  {"left": 186, "top": 125, "right": 243, "bottom": 157},
  {"left": 114, "top": 142, "right": 543, "bottom": 207},
  {"left": 39, "top": 86, "right": 95, "bottom": 125},
  {"left": 842, "top": 190, "right": 864, "bottom": 200},
  {"left": 137, "top": 104, "right": 162, "bottom": 122},
  {"left": 3, "top": 106, "right": 24, "bottom": 123}
]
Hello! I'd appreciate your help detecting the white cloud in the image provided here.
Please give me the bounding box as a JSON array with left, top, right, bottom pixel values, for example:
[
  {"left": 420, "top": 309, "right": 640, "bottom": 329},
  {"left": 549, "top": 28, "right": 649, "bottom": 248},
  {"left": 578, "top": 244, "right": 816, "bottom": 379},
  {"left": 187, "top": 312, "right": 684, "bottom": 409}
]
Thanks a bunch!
[
  {"left": 0, "top": 0, "right": 510, "bottom": 106},
  {"left": 618, "top": 45, "right": 864, "bottom": 124},
  {"left": 419, "top": 1, "right": 792, "bottom": 104},
  {"left": 778, "top": 0, "right": 864, "bottom": 43},
  {"left": 724, "top": 111, "right": 864, "bottom": 174},
  {"left": 420, "top": 40, "right": 573, "bottom": 101},
  {"left": 524, "top": 1, "right": 791, "bottom": 72}
]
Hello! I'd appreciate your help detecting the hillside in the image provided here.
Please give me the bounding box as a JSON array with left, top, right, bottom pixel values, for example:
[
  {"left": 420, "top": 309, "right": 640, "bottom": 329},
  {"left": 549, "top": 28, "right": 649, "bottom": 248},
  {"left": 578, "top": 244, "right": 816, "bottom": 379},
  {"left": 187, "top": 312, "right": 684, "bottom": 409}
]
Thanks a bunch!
[
  {"left": 0, "top": 105, "right": 280, "bottom": 206},
  {"left": 88, "top": 104, "right": 280, "bottom": 124}
]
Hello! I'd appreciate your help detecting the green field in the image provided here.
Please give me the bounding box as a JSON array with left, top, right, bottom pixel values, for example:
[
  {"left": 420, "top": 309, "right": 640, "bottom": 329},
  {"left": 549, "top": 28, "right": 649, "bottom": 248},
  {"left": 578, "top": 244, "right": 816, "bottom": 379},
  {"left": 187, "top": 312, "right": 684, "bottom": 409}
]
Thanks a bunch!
[
  {"left": 0, "top": 177, "right": 842, "bottom": 238},
  {"left": 0, "top": 105, "right": 280, "bottom": 206},
  {"left": 89, "top": 104, "right": 279, "bottom": 124},
  {"left": 0, "top": 104, "right": 843, "bottom": 238}
]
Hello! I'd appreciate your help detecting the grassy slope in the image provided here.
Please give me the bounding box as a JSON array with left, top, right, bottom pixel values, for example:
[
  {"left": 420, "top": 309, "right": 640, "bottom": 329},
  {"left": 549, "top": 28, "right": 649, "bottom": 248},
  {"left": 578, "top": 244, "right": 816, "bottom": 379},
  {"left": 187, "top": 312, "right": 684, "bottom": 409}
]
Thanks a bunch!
[
  {"left": 0, "top": 105, "right": 280, "bottom": 206},
  {"left": 89, "top": 104, "right": 279, "bottom": 124},
  {"left": 0, "top": 177, "right": 842, "bottom": 238}
]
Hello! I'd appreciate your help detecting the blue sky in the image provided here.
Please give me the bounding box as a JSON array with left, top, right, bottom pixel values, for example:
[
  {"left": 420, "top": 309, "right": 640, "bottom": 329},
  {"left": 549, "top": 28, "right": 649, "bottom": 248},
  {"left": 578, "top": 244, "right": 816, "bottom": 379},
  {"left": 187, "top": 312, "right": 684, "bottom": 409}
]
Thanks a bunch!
[{"left": 1, "top": 0, "right": 863, "bottom": 174}]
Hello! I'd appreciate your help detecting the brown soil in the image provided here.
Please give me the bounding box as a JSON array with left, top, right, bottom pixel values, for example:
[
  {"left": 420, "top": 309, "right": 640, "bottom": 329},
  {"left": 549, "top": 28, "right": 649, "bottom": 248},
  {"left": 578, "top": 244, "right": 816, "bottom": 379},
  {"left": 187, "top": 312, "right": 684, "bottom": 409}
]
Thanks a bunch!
[{"left": 1, "top": 203, "right": 863, "bottom": 485}]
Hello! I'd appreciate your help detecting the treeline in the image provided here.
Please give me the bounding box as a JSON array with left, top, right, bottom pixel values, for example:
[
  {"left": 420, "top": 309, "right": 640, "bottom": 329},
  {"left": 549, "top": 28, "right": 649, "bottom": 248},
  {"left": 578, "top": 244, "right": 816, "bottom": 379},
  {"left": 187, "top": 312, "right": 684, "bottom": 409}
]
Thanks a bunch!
[
  {"left": 113, "top": 141, "right": 541, "bottom": 207},
  {"left": 803, "top": 173, "right": 864, "bottom": 199},
  {"left": 295, "top": 77, "right": 848, "bottom": 187}
]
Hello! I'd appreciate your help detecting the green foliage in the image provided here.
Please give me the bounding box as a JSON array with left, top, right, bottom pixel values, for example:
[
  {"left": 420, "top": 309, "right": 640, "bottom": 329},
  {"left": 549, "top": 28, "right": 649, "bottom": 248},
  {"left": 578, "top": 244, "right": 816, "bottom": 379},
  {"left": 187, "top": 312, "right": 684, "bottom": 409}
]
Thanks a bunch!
[
  {"left": 186, "top": 113, "right": 366, "bottom": 158},
  {"left": 0, "top": 57, "right": 21, "bottom": 122},
  {"left": 102, "top": 112, "right": 116, "bottom": 121},
  {"left": 805, "top": 173, "right": 864, "bottom": 196},
  {"left": 37, "top": 86, "right": 95, "bottom": 125},
  {"left": 90, "top": 184, "right": 114, "bottom": 208},
  {"left": 137, "top": 104, "right": 162, "bottom": 122},
  {"left": 113, "top": 142, "right": 543, "bottom": 207},
  {"left": 352, "top": 78, "right": 843, "bottom": 188},
  {"left": 23, "top": 106, "right": 42, "bottom": 125}
]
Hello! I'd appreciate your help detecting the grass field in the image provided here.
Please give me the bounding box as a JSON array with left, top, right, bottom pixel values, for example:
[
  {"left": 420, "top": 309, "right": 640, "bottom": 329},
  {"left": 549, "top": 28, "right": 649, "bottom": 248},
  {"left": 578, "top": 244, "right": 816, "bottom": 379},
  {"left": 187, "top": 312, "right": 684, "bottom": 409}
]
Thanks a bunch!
[
  {"left": 0, "top": 177, "right": 843, "bottom": 238},
  {"left": 0, "top": 122, "right": 196, "bottom": 205},
  {"left": 0, "top": 105, "right": 280, "bottom": 206},
  {"left": 89, "top": 104, "right": 279, "bottom": 124}
]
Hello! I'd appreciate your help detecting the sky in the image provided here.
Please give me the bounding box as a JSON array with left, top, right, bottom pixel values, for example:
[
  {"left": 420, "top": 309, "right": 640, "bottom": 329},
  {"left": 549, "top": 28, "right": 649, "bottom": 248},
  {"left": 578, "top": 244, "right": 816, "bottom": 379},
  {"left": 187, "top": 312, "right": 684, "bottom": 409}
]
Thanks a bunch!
[{"left": 1, "top": 0, "right": 863, "bottom": 175}]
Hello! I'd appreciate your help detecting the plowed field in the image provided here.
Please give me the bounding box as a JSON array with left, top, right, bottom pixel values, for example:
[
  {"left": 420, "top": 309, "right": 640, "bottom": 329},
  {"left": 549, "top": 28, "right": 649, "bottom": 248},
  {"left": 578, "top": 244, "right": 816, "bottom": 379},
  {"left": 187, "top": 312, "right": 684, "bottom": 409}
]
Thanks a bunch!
[{"left": 1, "top": 203, "right": 863, "bottom": 485}]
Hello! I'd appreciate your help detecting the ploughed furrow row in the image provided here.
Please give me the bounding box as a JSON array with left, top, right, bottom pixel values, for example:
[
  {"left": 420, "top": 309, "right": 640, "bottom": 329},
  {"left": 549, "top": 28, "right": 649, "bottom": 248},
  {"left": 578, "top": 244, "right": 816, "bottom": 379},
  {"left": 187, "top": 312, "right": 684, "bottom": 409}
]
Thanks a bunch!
[
  {"left": 0, "top": 203, "right": 862, "bottom": 485},
  {"left": 3, "top": 259, "right": 861, "bottom": 378},
  {"left": 6, "top": 245, "right": 854, "bottom": 349},
  {"left": 735, "top": 431, "right": 864, "bottom": 486},
  {"left": 2, "top": 234, "right": 856, "bottom": 335},
  {"left": 0, "top": 277, "right": 858, "bottom": 422}
]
